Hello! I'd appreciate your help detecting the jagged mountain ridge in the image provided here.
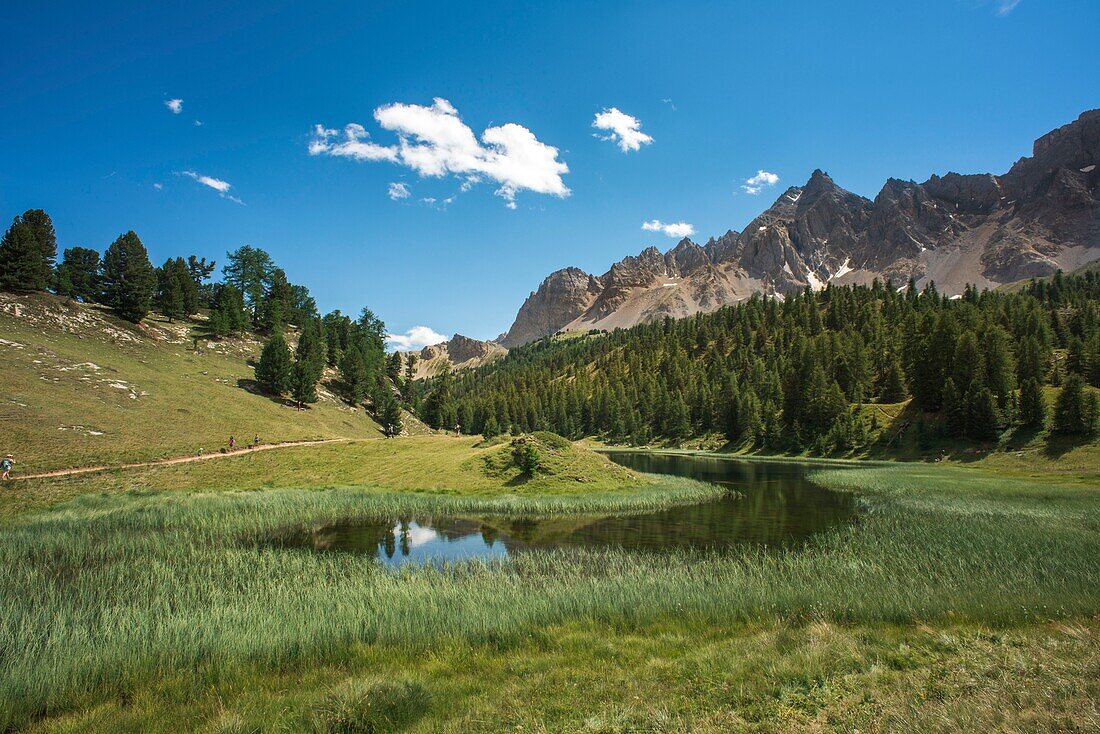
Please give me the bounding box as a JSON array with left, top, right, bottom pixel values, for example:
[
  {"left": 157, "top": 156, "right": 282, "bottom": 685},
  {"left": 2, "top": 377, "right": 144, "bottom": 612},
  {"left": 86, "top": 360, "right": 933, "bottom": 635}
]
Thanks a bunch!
[{"left": 499, "top": 109, "right": 1100, "bottom": 348}]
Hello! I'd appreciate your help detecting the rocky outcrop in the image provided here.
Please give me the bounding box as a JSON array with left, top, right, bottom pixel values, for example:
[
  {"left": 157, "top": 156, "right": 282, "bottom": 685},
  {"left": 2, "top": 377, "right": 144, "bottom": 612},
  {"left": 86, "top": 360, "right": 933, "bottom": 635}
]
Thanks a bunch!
[
  {"left": 407, "top": 334, "right": 507, "bottom": 379},
  {"left": 498, "top": 267, "right": 602, "bottom": 348},
  {"left": 498, "top": 110, "right": 1100, "bottom": 347}
]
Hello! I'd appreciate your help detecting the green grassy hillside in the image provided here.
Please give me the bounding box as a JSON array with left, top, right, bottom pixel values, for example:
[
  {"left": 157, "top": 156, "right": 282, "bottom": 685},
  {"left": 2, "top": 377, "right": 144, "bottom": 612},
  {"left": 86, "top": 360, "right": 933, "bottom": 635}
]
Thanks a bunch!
[{"left": 0, "top": 292, "right": 382, "bottom": 473}]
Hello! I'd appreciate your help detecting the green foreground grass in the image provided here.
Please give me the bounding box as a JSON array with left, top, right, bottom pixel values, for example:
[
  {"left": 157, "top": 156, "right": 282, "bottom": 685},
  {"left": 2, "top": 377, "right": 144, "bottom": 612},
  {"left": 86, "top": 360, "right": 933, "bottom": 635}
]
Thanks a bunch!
[{"left": 1, "top": 446, "right": 1098, "bottom": 732}]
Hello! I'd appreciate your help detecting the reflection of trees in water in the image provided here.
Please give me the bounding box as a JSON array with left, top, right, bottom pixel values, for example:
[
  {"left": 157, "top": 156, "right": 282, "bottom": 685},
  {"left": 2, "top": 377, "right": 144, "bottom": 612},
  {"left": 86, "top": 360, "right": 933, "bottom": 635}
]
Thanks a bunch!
[{"left": 272, "top": 457, "right": 857, "bottom": 559}]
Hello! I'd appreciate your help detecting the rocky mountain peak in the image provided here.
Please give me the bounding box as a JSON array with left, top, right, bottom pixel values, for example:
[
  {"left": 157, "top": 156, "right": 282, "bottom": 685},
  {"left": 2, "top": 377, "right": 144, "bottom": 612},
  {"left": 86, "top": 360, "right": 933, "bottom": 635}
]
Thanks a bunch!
[{"left": 497, "top": 110, "right": 1100, "bottom": 347}]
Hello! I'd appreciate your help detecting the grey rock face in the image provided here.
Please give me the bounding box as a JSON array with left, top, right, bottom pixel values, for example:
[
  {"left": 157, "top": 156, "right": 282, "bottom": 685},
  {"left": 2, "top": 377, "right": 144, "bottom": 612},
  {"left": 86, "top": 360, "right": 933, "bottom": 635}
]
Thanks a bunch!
[{"left": 498, "top": 111, "right": 1100, "bottom": 346}]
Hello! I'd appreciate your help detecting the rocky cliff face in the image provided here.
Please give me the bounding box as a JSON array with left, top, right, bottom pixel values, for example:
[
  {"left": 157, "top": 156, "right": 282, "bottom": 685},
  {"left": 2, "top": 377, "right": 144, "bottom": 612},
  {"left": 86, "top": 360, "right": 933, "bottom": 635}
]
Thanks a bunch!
[
  {"left": 406, "top": 334, "right": 507, "bottom": 379},
  {"left": 498, "top": 110, "right": 1100, "bottom": 347}
]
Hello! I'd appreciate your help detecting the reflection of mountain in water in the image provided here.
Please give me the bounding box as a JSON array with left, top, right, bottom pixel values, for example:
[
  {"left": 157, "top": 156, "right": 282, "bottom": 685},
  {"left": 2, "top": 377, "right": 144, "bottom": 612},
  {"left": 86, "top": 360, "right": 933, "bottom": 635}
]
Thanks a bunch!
[{"left": 267, "top": 455, "right": 857, "bottom": 567}]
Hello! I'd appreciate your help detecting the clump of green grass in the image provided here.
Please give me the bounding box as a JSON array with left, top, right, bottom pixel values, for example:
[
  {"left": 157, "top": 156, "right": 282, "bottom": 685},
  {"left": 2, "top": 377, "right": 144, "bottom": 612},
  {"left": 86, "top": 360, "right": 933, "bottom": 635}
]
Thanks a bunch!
[
  {"left": 474, "top": 431, "right": 642, "bottom": 490},
  {"left": 309, "top": 679, "right": 429, "bottom": 733}
]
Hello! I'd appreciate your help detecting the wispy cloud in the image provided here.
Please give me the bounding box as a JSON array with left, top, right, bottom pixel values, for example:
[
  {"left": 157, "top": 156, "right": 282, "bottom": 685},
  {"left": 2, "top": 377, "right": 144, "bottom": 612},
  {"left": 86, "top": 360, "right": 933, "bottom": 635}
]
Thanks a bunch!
[
  {"left": 153, "top": 183, "right": 163, "bottom": 191},
  {"left": 388, "top": 182, "right": 410, "bottom": 200},
  {"left": 741, "top": 170, "right": 779, "bottom": 195},
  {"left": 310, "top": 98, "right": 570, "bottom": 208},
  {"left": 592, "top": 107, "right": 654, "bottom": 152},
  {"left": 642, "top": 220, "right": 695, "bottom": 238},
  {"left": 165, "top": 98, "right": 183, "bottom": 114},
  {"left": 178, "top": 170, "right": 243, "bottom": 204},
  {"left": 386, "top": 326, "right": 448, "bottom": 351},
  {"left": 995, "top": 0, "right": 1021, "bottom": 15},
  {"left": 660, "top": 98, "right": 677, "bottom": 111}
]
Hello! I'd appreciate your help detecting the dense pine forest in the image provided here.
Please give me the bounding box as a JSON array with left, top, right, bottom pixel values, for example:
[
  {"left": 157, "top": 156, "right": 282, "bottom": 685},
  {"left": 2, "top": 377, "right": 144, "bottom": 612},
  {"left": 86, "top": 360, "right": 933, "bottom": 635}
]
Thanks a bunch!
[{"left": 421, "top": 273, "right": 1100, "bottom": 452}]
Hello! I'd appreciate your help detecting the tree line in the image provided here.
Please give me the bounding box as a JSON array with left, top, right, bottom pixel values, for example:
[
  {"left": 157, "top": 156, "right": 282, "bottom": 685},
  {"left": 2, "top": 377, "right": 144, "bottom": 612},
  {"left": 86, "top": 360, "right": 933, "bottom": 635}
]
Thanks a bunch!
[
  {"left": 0, "top": 208, "right": 400, "bottom": 429},
  {"left": 420, "top": 272, "right": 1100, "bottom": 451}
]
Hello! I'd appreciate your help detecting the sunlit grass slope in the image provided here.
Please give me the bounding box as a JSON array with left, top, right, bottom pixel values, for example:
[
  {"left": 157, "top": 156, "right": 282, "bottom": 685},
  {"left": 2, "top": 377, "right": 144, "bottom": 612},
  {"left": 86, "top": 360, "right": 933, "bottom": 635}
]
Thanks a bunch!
[
  {"left": 1, "top": 435, "right": 652, "bottom": 518},
  {"left": 0, "top": 292, "right": 381, "bottom": 473}
]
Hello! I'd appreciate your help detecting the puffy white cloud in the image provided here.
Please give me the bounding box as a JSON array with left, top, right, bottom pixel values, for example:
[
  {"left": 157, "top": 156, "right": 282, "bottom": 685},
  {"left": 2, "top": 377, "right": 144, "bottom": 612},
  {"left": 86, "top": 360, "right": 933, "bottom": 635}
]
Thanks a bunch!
[
  {"left": 642, "top": 220, "right": 695, "bottom": 238},
  {"left": 310, "top": 98, "right": 569, "bottom": 207},
  {"left": 165, "top": 98, "right": 183, "bottom": 114},
  {"left": 388, "top": 182, "right": 410, "bottom": 200},
  {"left": 592, "top": 107, "right": 653, "bottom": 152},
  {"left": 741, "top": 170, "right": 779, "bottom": 195},
  {"left": 386, "top": 326, "right": 448, "bottom": 351},
  {"left": 178, "top": 170, "right": 243, "bottom": 204},
  {"left": 308, "top": 124, "right": 399, "bottom": 162}
]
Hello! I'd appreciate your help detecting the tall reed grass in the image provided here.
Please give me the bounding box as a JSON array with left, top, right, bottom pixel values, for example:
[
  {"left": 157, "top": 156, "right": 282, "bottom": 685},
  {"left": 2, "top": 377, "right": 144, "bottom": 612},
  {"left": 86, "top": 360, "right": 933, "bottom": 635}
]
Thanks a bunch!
[{"left": 1, "top": 466, "right": 1097, "bottom": 729}]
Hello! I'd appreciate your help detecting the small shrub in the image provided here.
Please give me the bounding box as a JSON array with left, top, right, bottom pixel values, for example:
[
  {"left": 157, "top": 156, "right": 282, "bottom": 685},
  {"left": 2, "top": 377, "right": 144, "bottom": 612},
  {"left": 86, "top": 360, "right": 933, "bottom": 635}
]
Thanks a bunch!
[
  {"left": 512, "top": 439, "right": 541, "bottom": 475},
  {"left": 311, "top": 678, "right": 430, "bottom": 733}
]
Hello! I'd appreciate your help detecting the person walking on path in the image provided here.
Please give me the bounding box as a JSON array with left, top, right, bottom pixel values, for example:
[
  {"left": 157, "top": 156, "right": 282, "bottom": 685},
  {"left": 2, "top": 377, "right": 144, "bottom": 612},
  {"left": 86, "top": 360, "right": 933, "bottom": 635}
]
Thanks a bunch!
[
  {"left": 229, "top": 436, "right": 236, "bottom": 450},
  {"left": 1, "top": 454, "right": 14, "bottom": 480}
]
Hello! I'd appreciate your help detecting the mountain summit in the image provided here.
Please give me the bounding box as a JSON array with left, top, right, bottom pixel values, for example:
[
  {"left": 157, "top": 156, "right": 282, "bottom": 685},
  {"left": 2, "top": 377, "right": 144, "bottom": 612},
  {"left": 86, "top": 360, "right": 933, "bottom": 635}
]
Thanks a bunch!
[{"left": 499, "top": 110, "right": 1100, "bottom": 348}]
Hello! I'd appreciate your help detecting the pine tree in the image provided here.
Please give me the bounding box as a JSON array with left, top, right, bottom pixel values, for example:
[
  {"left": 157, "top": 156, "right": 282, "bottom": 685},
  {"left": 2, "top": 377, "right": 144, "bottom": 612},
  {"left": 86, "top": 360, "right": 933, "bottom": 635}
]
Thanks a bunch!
[
  {"left": 208, "top": 284, "right": 250, "bottom": 337},
  {"left": 289, "top": 358, "right": 318, "bottom": 409},
  {"left": 100, "top": 231, "right": 156, "bottom": 323},
  {"left": 255, "top": 332, "right": 292, "bottom": 397},
  {"left": 482, "top": 414, "right": 501, "bottom": 439},
  {"left": 964, "top": 385, "right": 1000, "bottom": 441},
  {"left": 155, "top": 258, "right": 187, "bottom": 322},
  {"left": 339, "top": 347, "right": 370, "bottom": 405},
  {"left": 55, "top": 247, "right": 101, "bottom": 301},
  {"left": 379, "top": 391, "right": 403, "bottom": 436},
  {"left": 1018, "top": 378, "right": 1046, "bottom": 428},
  {"left": 1052, "top": 374, "right": 1098, "bottom": 435},
  {"left": 942, "top": 378, "right": 965, "bottom": 437},
  {"left": 877, "top": 353, "right": 908, "bottom": 403},
  {"left": 0, "top": 216, "right": 48, "bottom": 291}
]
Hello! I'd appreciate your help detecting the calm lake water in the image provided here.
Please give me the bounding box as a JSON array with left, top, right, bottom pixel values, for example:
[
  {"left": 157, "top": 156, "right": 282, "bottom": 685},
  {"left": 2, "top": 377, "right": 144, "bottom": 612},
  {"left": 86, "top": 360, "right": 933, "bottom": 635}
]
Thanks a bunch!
[{"left": 276, "top": 453, "right": 858, "bottom": 568}]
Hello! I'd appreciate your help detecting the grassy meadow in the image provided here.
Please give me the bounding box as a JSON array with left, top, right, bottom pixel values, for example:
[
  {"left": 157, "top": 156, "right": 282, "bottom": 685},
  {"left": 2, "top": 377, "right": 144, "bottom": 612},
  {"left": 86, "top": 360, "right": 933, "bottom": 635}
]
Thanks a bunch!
[
  {"left": 1, "top": 442, "right": 1098, "bottom": 732},
  {"left": 0, "top": 292, "right": 381, "bottom": 474}
]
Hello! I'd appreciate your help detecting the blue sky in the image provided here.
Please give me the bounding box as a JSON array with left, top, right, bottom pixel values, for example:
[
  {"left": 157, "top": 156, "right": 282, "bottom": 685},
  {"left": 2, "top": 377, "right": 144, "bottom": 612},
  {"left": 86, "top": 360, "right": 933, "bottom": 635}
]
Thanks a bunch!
[{"left": 1, "top": 0, "right": 1097, "bottom": 345}]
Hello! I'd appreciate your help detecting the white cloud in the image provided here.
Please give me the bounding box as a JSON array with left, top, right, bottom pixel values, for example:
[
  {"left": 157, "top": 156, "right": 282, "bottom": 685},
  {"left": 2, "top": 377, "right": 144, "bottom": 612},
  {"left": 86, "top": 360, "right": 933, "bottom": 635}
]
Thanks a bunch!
[
  {"left": 165, "top": 98, "right": 183, "bottom": 114},
  {"left": 193, "top": 120, "right": 203, "bottom": 127},
  {"left": 388, "top": 182, "right": 410, "bottom": 200},
  {"left": 592, "top": 107, "right": 653, "bottom": 152},
  {"left": 178, "top": 170, "right": 243, "bottom": 204},
  {"left": 741, "top": 170, "right": 779, "bottom": 195},
  {"left": 309, "top": 123, "right": 399, "bottom": 162},
  {"left": 642, "top": 220, "right": 695, "bottom": 238},
  {"left": 153, "top": 183, "right": 163, "bottom": 191},
  {"left": 996, "top": 0, "right": 1020, "bottom": 15},
  {"left": 310, "top": 98, "right": 569, "bottom": 207},
  {"left": 386, "top": 326, "right": 448, "bottom": 351}
]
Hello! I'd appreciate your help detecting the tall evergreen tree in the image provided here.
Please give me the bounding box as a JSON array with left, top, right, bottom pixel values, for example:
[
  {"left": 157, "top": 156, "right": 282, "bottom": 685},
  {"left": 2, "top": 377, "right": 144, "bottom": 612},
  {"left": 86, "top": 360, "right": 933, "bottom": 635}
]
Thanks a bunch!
[
  {"left": 100, "top": 231, "right": 156, "bottom": 323},
  {"left": 339, "top": 347, "right": 370, "bottom": 405},
  {"left": 1018, "top": 378, "right": 1046, "bottom": 428},
  {"left": 155, "top": 258, "right": 190, "bottom": 322},
  {"left": 0, "top": 215, "right": 48, "bottom": 291},
  {"left": 223, "top": 245, "right": 275, "bottom": 323},
  {"left": 255, "top": 332, "right": 292, "bottom": 397},
  {"left": 55, "top": 247, "right": 101, "bottom": 302},
  {"left": 1052, "top": 374, "right": 1098, "bottom": 435}
]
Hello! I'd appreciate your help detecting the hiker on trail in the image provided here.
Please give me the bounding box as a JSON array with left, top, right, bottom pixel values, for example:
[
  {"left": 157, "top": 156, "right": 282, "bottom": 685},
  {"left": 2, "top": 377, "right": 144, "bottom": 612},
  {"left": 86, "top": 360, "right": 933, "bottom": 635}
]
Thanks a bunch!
[
  {"left": 1, "top": 454, "right": 14, "bottom": 480},
  {"left": 229, "top": 436, "right": 236, "bottom": 450},
  {"left": 252, "top": 434, "right": 260, "bottom": 449}
]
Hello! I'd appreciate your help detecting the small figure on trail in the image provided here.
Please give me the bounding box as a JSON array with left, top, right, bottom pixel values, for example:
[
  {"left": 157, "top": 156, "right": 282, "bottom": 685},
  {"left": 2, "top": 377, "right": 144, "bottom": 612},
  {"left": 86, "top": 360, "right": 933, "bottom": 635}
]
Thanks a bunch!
[
  {"left": 197, "top": 447, "right": 204, "bottom": 457},
  {"left": 1, "top": 454, "right": 14, "bottom": 480},
  {"left": 454, "top": 423, "right": 461, "bottom": 436},
  {"left": 252, "top": 434, "right": 260, "bottom": 449},
  {"left": 229, "top": 436, "right": 236, "bottom": 450}
]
